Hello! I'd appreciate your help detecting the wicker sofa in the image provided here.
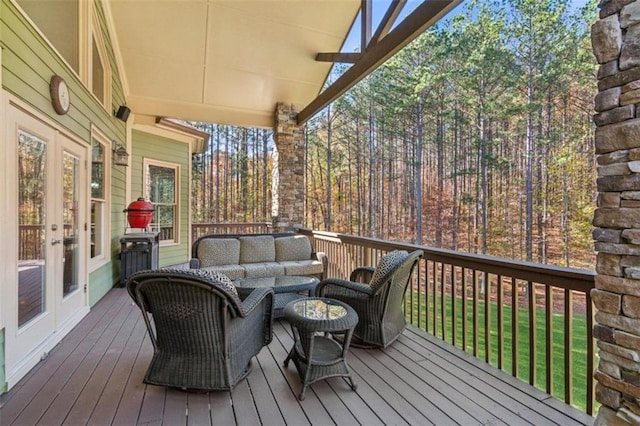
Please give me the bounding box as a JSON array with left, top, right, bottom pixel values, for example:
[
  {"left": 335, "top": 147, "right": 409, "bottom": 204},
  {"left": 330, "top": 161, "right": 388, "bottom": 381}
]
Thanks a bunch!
[{"left": 189, "top": 233, "right": 327, "bottom": 280}]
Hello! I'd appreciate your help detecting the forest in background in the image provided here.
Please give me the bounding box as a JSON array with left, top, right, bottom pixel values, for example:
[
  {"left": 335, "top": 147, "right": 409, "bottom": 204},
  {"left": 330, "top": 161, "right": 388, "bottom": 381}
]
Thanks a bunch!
[{"left": 192, "top": 0, "right": 599, "bottom": 270}]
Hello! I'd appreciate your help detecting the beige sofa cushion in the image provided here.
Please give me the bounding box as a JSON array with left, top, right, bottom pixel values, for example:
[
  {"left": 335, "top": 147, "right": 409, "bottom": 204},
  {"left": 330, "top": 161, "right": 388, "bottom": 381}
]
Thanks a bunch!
[
  {"left": 243, "top": 262, "right": 285, "bottom": 278},
  {"left": 197, "top": 238, "right": 240, "bottom": 267},
  {"left": 279, "top": 260, "right": 323, "bottom": 276},
  {"left": 275, "top": 235, "right": 312, "bottom": 262},
  {"left": 239, "top": 235, "right": 275, "bottom": 264}
]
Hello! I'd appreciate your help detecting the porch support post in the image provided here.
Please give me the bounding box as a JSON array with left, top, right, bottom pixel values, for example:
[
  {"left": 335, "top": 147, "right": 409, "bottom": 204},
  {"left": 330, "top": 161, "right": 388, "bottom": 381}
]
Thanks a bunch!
[
  {"left": 272, "top": 103, "right": 305, "bottom": 231},
  {"left": 592, "top": 1, "right": 640, "bottom": 424}
]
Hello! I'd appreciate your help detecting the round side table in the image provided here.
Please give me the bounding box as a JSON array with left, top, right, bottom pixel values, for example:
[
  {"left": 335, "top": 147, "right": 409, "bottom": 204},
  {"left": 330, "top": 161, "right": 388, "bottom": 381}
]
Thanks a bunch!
[{"left": 283, "top": 297, "right": 359, "bottom": 400}]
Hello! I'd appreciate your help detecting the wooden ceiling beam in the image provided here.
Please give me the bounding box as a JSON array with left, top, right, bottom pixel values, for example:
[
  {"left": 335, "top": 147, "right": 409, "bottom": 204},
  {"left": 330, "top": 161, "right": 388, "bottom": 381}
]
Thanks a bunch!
[
  {"left": 371, "top": 0, "right": 407, "bottom": 46},
  {"left": 315, "top": 52, "right": 362, "bottom": 63},
  {"left": 361, "top": 0, "right": 372, "bottom": 52},
  {"left": 298, "top": 0, "right": 462, "bottom": 125}
]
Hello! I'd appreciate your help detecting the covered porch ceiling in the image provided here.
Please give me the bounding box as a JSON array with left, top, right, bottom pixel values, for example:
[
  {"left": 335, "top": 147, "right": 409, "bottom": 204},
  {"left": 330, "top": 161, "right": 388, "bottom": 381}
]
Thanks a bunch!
[{"left": 106, "top": 0, "right": 462, "bottom": 129}]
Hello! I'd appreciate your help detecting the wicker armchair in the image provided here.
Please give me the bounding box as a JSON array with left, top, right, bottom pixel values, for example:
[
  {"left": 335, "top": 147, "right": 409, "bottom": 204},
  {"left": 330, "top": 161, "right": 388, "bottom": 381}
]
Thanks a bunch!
[
  {"left": 126, "top": 269, "right": 274, "bottom": 391},
  {"left": 315, "top": 250, "right": 423, "bottom": 348}
]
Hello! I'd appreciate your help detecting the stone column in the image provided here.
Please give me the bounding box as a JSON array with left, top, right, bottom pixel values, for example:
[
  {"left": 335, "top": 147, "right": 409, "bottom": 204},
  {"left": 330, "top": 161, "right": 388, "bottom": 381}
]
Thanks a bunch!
[
  {"left": 272, "top": 103, "right": 305, "bottom": 231},
  {"left": 592, "top": 1, "right": 640, "bottom": 424}
]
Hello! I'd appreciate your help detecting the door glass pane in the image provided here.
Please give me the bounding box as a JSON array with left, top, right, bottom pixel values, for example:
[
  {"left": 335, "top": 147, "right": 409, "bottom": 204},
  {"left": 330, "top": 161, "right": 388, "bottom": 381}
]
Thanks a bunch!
[
  {"left": 17, "top": 131, "right": 47, "bottom": 327},
  {"left": 63, "top": 152, "right": 80, "bottom": 296}
]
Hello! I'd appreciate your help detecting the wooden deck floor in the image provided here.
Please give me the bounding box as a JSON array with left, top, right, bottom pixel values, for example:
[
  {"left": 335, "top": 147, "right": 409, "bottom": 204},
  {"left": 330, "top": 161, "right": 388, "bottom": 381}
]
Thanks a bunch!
[{"left": 0, "top": 288, "right": 594, "bottom": 426}]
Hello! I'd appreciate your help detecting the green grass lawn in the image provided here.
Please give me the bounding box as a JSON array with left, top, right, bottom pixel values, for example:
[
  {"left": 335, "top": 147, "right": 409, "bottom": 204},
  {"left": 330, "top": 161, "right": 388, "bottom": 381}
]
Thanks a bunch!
[{"left": 405, "top": 292, "right": 593, "bottom": 413}]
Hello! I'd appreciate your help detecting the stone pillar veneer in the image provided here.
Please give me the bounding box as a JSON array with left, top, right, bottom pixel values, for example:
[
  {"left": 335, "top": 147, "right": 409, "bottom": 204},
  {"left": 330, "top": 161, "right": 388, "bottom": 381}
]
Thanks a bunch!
[
  {"left": 272, "top": 103, "right": 305, "bottom": 230},
  {"left": 592, "top": 1, "right": 640, "bottom": 424}
]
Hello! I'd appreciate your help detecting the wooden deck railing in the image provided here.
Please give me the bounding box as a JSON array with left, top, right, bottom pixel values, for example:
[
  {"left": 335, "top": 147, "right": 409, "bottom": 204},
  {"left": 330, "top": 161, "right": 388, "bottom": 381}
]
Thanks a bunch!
[
  {"left": 189, "top": 223, "right": 595, "bottom": 413},
  {"left": 296, "top": 228, "right": 596, "bottom": 415},
  {"left": 191, "top": 222, "right": 271, "bottom": 240}
]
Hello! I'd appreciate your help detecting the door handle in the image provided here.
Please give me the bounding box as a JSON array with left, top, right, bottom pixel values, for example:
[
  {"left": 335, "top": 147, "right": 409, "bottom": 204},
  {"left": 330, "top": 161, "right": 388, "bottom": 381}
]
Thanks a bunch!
[{"left": 51, "top": 239, "right": 62, "bottom": 245}]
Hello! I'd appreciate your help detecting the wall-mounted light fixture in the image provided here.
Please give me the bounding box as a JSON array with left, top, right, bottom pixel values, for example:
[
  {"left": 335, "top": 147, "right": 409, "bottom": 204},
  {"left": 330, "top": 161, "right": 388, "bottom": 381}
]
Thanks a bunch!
[{"left": 112, "top": 142, "right": 129, "bottom": 166}]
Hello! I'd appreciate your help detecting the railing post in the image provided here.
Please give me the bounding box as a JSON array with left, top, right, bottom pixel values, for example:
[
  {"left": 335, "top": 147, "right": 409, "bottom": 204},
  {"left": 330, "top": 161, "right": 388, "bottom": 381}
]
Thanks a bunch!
[{"left": 591, "top": 0, "right": 640, "bottom": 419}]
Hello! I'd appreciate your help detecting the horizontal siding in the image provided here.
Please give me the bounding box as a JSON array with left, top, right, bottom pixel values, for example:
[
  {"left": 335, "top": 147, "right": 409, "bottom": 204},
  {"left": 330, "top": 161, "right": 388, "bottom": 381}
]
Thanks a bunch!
[
  {"left": 131, "top": 130, "right": 190, "bottom": 267},
  {"left": 1, "top": 0, "right": 127, "bottom": 301}
]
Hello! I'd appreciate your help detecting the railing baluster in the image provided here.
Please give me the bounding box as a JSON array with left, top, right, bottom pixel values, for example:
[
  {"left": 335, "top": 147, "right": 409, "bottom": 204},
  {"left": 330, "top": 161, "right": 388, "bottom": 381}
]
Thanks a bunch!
[
  {"left": 587, "top": 290, "right": 595, "bottom": 416},
  {"left": 462, "top": 268, "right": 468, "bottom": 352},
  {"left": 425, "top": 260, "right": 431, "bottom": 334},
  {"left": 452, "top": 265, "right": 457, "bottom": 347},
  {"left": 497, "top": 274, "right": 503, "bottom": 370},
  {"left": 473, "top": 269, "right": 479, "bottom": 358},
  {"left": 484, "top": 271, "right": 491, "bottom": 364},
  {"left": 441, "top": 262, "right": 446, "bottom": 342},
  {"left": 529, "top": 281, "right": 537, "bottom": 387},
  {"left": 546, "top": 284, "right": 553, "bottom": 395},
  {"left": 564, "top": 288, "right": 573, "bottom": 406},
  {"left": 512, "top": 277, "right": 519, "bottom": 378},
  {"left": 409, "top": 256, "right": 415, "bottom": 327},
  {"left": 433, "top": 261, "right": 438, "bottom": 337}
]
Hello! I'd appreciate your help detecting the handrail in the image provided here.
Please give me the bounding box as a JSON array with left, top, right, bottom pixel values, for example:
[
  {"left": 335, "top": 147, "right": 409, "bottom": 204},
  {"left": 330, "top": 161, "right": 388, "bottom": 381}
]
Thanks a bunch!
[
  {"left": 191, "top": 222, "right": 271, "bottom": 240},
  {"left": 300, "top": 230, "right": 594, "bottom": 291},
  {"left": 297, "top": 228, "right": 596, "bottom": 415}
]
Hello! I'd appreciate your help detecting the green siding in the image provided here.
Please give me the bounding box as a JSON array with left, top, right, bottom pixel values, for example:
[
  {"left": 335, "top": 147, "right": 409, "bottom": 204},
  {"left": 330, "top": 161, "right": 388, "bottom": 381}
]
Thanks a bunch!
[
  {"left": 132, "top": 130, "right": 191, "bottom": 267},
  {"left": 1, "top": 0, "right": 127, "bottom": 302}
]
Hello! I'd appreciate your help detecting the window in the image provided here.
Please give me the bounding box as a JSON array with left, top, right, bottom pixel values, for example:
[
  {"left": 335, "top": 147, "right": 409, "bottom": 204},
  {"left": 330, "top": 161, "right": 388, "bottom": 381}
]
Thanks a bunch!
[
  {"left": 145, "top": 160, "right": 179, "bottom": 244},
  {"left": 90, "top": 12, "right": 111, "bottom": 110},
  {"left": 17, "top": 0, "right": 111, "bottom": 110},
  {"left": 92, "top": 37, "right": 105, "bottom": 103},
  {"left": 17, "top": 0, "right": 80, "bottom": 73},
  {"left": 90, "top": 131, "right": 110, "bottom": 267}
]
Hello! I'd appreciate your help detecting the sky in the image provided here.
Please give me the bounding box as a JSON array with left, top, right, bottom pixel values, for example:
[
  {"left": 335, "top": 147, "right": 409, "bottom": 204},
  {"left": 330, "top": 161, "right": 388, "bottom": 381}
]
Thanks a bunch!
[{"left": 341, "top": 0, "right": 593, "bottom": 53}]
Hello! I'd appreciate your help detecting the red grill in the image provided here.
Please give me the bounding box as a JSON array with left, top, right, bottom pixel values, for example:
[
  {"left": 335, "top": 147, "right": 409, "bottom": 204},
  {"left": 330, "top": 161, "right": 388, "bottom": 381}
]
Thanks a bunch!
[{"left": 124, "top": 197, "right": 154, "bottom": 229}]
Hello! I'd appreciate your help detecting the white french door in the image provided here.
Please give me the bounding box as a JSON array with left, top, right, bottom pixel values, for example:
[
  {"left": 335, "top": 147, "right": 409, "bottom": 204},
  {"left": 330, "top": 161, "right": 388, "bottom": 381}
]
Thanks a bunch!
[{"left": 4, "top": 104, "right": 89, "bottom": 387}]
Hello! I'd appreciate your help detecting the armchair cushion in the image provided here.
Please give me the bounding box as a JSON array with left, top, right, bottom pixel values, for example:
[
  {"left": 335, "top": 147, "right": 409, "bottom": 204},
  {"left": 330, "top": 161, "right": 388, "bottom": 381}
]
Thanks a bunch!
[
  {"left": 370, "top": 250, "right": 409, "bottom": 291},
  {"left": 203, "top": 269, "right": 238, "bottom": 297},
  {"left": 202, "top": 264, "right": 245, "bottom": 280}
]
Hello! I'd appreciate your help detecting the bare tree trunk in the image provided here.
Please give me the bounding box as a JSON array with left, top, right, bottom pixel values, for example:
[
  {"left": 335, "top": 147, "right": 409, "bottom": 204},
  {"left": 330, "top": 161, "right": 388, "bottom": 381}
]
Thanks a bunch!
[
  {"left": 415, "top": 103, "right": 424, "bottom": 245},
  {"left": 525, "top": 77, "right": 534, "bottom": 261},
  {"left": 325, "top": 105, "right": 332, "bottom": 231},
  {"left": 436, "top": 101, "right": 444, "bottom": 247}
]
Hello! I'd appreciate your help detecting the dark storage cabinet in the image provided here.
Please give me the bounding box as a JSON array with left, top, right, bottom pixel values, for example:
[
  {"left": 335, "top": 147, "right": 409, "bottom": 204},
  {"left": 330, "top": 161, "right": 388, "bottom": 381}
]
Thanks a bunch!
[{"left": 119, "top": 232, "right": 159, "bottom": 286}]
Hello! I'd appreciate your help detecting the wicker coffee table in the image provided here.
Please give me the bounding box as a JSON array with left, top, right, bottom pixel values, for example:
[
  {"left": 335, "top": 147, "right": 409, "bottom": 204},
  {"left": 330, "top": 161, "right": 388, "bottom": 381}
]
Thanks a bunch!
[
  {"left": 233, "top": 275, "right": 319, "bottom": 318},
  {"left": 283, "top": 297, "right": 359, "bottom": 400}
]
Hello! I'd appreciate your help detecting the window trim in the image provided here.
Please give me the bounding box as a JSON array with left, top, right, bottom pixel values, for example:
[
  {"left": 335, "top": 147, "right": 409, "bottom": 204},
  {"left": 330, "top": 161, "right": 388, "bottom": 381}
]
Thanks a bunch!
[
  {"left": 143, "top": 158, "right": 180, "bottom": 246},
  {"left": 89, "top": 127, "right": 111, "bottom": 271},
  {"left": 14, "top": 0, "right": 112, "bottom": 112},
  {"left": 89, "top": 7, "right": 112, "bottom": 112}
]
